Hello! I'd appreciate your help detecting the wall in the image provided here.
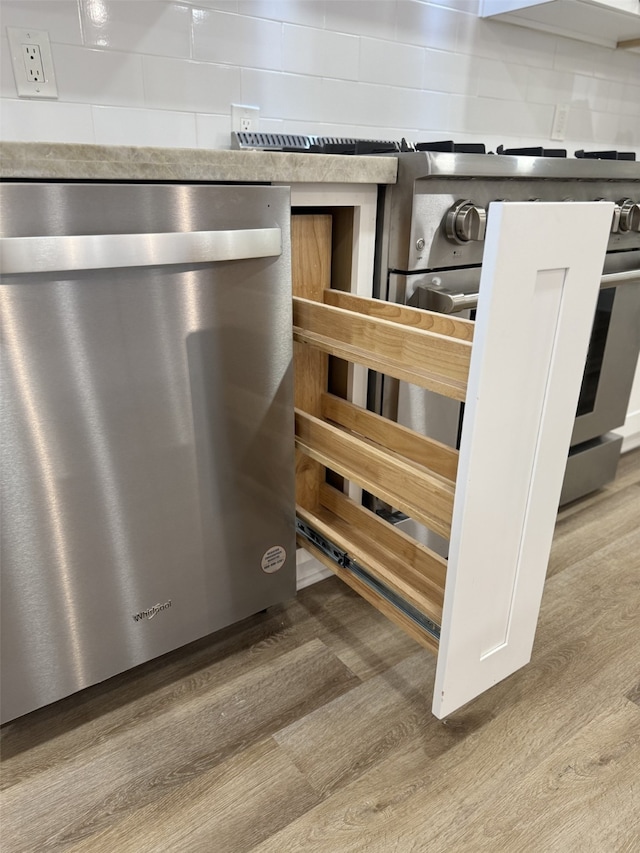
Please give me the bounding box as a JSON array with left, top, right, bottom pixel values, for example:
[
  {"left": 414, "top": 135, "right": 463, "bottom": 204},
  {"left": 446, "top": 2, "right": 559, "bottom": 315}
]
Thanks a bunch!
[{"left": 0, "top": 0, "right": 638, "bottom": 153}]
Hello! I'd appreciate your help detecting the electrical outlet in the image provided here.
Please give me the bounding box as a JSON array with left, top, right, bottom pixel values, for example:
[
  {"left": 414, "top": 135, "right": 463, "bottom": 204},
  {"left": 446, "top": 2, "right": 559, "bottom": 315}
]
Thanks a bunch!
[
  {"left": 7, "top": 27, "right": 58, "bottom": 99},
  {"left": 551, "top": 104, "right": 570, "bottom": 142},
  {"left": 23, "top": 44, "right": 44, "bottom": 82},
  {"left": 231, "top": 104, "right": 260, "bottom": 134}
]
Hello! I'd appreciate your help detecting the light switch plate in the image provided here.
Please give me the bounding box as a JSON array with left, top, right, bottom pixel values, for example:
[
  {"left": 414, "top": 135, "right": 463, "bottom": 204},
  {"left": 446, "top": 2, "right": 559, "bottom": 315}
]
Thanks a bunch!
[
  {"left": 550, "top": 104, "right": 569, "bottom": 142},
  {"left": 7, "top": 27, "right": 58, "bottom": 99}
]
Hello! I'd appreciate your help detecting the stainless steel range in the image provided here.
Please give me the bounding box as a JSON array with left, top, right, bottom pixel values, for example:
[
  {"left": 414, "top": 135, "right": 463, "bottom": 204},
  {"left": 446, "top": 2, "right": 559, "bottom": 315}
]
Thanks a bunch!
[{"left": 371, "top": 148, "right": 640, "bottom": 514}]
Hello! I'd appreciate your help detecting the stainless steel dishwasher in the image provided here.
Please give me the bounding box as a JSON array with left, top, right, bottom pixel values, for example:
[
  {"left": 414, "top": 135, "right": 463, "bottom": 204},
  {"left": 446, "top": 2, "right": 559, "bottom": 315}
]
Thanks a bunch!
[{"left": 0, "top": 182, "right": 295, "bottom": 723}]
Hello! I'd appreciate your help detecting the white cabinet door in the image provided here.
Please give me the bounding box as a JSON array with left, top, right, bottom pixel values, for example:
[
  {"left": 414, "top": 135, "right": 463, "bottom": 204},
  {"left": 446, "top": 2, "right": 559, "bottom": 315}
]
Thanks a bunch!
[{"left": 433, "top": 201, "right": 614, "bottom": 718}]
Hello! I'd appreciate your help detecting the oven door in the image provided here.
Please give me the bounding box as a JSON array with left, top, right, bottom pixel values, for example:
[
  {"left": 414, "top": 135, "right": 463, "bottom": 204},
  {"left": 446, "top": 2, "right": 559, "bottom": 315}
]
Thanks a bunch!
[
  {"left": 571, "top": 269, "right": 640, "bottom": 446},
  {"left": 559, "top": 256, "right": 640, "bottom": 504}
]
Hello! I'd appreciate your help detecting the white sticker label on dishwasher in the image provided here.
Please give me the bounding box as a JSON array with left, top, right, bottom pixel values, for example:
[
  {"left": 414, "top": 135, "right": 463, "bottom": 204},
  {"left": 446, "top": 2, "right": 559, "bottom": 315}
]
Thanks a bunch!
[{"left": 261, "top": 546, "right": 286, "bottom": 574}]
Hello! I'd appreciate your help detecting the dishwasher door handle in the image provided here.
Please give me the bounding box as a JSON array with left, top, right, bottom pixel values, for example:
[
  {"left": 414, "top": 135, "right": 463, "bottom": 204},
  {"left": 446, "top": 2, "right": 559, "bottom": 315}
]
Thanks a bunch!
[{"left": 0, "top": 227, "right": 282, "bottom": 274}]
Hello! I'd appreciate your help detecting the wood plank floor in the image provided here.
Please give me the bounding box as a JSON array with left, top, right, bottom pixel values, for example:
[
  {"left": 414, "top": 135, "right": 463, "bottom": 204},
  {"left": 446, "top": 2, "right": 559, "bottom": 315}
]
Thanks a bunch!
[{"left": 2, "top": 449, "right": 639, "bottom": 853}]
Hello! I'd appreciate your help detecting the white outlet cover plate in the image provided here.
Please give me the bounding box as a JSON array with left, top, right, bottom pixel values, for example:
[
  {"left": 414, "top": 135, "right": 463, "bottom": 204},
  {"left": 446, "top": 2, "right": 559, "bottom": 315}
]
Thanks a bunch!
[
  {"left": 231, "top": 104, "right": 259, "bottom": 133},
  {"left": 7, "top": 27, "right": 58, "bottom": 99}
]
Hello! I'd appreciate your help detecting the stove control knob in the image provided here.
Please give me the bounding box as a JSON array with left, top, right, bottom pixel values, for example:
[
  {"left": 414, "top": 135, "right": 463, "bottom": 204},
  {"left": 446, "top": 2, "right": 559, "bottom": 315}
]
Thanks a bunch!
[
  {"left": 618, "top": 198, "right": 640, "bottom": 232},
  {"left": 595, "top": 198, "right": 622, "bottom": 233},
  {"left": 445, "top": 200, "right": 487, "bottom": 244}
]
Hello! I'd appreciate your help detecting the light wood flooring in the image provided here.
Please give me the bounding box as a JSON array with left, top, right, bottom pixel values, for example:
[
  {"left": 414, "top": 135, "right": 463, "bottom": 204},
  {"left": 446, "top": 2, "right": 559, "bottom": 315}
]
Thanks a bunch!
[{"left": 2, "top": 449, "right": 639, "bottom": 852}]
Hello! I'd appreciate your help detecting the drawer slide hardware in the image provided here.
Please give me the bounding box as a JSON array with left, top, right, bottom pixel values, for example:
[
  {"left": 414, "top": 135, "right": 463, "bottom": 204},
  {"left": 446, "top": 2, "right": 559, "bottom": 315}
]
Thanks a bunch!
[{"left": 296, "top": 516, "right": 441, "bottom": 642}]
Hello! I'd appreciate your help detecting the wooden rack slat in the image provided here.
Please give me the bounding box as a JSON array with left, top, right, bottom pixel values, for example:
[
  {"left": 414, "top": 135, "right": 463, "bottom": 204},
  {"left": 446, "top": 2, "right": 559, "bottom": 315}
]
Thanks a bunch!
[
  {"left": 617, "top": 37, "right": 640, "bottom": 49},
  {"left": 295, "top": 408, "right": 455, "bottom": 539},
  {"left": 321, "top": 392, "right": 459, "bottom": 483},
  {"left": 324, "top": 289, "right": 475, "bottom": 342},
  {"left": 297, "top": 502, "right": 443, "bottom": 622},
  {"left": 297, "top": 535, "right": 440, "bottom": 654},
  {"left": 293, "top": 296, "right": 471, "bottom": 402},
  {"left": 320, "top": 483, "right": 446, "bottom": 595},
  {"left": 298, "top": 507, "right": 438, "bottom": 653}
]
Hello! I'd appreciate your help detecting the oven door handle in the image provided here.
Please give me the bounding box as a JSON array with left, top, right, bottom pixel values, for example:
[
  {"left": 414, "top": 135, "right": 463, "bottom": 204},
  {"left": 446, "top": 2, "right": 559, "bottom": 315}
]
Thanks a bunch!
[
  {"left": 599, "top": 268, "right": 640, "bottom": 289},
  {"left": 0, "top": 228, "right": 282, "bottom": 274},
  {"left": 416, "top": 267, "right": 640, "bottom": 314},
  {"left": 417, "top": 291, "right": 480, "bottom": 314}
]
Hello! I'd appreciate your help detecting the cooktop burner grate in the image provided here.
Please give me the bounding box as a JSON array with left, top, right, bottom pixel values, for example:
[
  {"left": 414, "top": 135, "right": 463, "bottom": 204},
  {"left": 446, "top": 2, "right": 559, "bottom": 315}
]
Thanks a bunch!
[
  {"left": 231, "top": 131, "right": 637, "bottom": 161},
  {"left": 575, "top": 149, "right": 637, "bottom": 161}
]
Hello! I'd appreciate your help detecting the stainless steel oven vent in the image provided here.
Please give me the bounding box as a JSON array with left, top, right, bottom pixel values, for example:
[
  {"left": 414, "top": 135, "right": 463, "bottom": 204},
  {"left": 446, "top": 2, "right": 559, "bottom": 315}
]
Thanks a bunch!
[
  {"left": 231, "top": 132, "right": 312, "bottom": 150},
  {"left": 230, "top": 132, "right": 400, "bottom": 152}
]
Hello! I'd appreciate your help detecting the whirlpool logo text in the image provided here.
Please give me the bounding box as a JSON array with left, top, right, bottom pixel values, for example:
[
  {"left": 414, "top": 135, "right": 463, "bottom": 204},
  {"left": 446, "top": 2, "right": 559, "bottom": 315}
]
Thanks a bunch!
[{"left": 132, "top": 600, "right": 172, "bottom": 622}]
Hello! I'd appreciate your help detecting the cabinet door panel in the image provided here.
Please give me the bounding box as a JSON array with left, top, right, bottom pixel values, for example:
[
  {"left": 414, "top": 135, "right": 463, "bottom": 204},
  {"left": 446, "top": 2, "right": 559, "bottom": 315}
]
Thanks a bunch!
[{"left": 433, "top": 201, "right": 613, "bottom": 718}]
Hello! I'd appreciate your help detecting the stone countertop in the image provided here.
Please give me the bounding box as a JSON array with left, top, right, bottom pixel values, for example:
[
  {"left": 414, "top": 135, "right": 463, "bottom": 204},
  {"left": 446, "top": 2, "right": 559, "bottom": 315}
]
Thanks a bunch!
[{"left": 0, "top": 142, "right": 398, "bottom": 184}]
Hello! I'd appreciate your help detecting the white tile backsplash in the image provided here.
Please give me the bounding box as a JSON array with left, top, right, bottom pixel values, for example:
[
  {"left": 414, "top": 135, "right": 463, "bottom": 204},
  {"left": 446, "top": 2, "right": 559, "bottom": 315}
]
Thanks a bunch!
[
  {"left": 184, "top": 1, "right": 238, "bottom": 11},
  {"left": 192, "top": 8, "right": 282, "bottom": 70},
  {"left": 0, "top": 0, "right": 637, "bottom": 152},
  {"left": 0, "top": 0, "right": 83, "bottom": 45},
  {"left": 237, "top": 0, "right": 325, "bottom": 28},
  {"left": 396, "top": 1, "right": 461, "bottom": 52},
  {"left": 592, "top": 111, "right": 619, "bottom": 144},
  {"left": 434, "top": 0, "right": 480, "bottom": 12},
  {"left": 80, "top": 0, "right": 191, "bottom": 57},
  {"left": 423, "top": 48, "right": 475, "bottom": 96},
  {"left": 457, "top": 15, "right": 557, "bottom": 69},
  {"left": 554, "top": 38, "right": 618, "bottom": 81},
  {"left": 284, "top": 24, "right": 359, "bottom": 80},
  {"left": 0, "top": 36, "right": 16, "bottom": 99},
  {"left": 473, "top": 57, "right": 529, "bottom": 101},
  {"left": 616, "top": 50, "right": 640, "bottom": 85},
  {"left": 621, "top": 84, "right": 640, "bottom": 118},
  {"left": 195, "top": 111, "right": 232, "bottom": 149},
  {"left": 526, "top": 67, "right": 573, "bottom": 107},
  {"left": 92, "top": 105, "right": 197, "bottom": 147},
  {"left": 570, "top": 74, "right": 611, "bottom": 114},
  {"left": 142, "top": 55, "right": 241, "bottom": 113},
  {"left": 0, "top": 99, "right": 95, "bottom": 142},
  {"left": 359, "top": 37, "right": 424, "bottom": 90},
  {"left": 241, "top": 69, "right": 323, "bottom": 121},
  {"left": 414, "top": 89, "right": 454, "bottom": 132},
  {"left": 617, "top": 113, "right": 640, "bottom": 149},
  {"left": 319, "top": 78, "right": 451, "bottom": 132},
  {"left": 325, "top": 0, "right": 398, "bottom": 41},
  {"left": 566, "top": 107, "right": 619, "bottom": 146},
  {"left": 53, "top": 46, "right": 145, "bottom": 107},
  {"left": 449, "top": 94, "right": 554, "bottom": 138}
]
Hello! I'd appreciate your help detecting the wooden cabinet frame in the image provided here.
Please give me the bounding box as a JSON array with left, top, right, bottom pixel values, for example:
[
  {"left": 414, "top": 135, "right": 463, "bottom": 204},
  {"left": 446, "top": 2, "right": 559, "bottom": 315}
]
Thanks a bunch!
[{"left": 292, "top": 198, "right": 614, "bottom": 718}]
